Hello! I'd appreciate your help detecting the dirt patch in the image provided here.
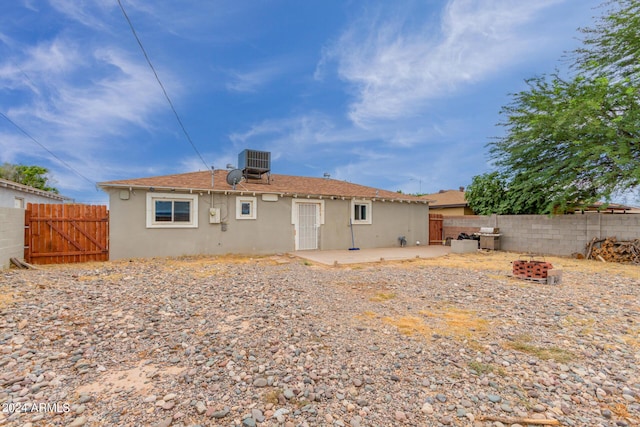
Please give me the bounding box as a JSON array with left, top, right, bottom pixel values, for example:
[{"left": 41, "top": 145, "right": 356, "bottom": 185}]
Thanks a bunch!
[
  {"left": 405, "top": 250, "right": 639, "bottom": 277},
  {"left": 76, "top": 362, "right": 184, "bottom": 395}
]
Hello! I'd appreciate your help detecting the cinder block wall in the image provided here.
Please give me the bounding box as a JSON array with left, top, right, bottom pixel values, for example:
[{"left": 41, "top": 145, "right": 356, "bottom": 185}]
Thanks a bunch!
[
  {"left": 444, "top": 214, "right": 640, "bottom": 256},
  {"left": 0, "top": 207, "right": 25, "bottom": 269},
  {"left": 443, "top": 216, "right": 492, "bottom": 242}
]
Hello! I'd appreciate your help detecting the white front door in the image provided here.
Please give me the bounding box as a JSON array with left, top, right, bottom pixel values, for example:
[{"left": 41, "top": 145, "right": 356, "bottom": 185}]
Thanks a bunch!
[{"left": 296, "top": 202, "right": 319, "bottom": 250}]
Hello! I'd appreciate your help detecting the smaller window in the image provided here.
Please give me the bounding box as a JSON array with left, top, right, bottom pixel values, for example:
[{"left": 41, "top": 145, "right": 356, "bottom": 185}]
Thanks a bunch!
[
  {"left": 241, "top": 202, "right": 251, "bottom": 215},
  {"left": 351, "top": 199, "right": 372, "bottom": 224},
  {"left": 14, "top": 197, "right": 25, "bottom": 209},
  {"left": 236, "top": 196, "right": 257, "bottom": 220}
]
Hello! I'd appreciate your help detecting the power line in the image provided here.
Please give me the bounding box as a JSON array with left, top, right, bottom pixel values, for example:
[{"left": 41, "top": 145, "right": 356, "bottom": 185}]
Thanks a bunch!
[
  {"left": 117, "top": 0, "right": 210, "bottom": 171},
  {"left": 0, "top": 111, "right": 96, "bottom": 188}
]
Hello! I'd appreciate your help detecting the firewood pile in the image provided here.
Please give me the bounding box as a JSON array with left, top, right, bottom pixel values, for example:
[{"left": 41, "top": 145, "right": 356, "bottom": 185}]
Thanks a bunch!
[{"left": 585, "top": 237, "right": 640, "bottom": 264}]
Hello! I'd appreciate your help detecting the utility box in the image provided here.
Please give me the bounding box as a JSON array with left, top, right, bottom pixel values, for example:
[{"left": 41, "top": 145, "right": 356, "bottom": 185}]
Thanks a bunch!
[{"left": 209, "top": 208, "right": 221, "bottom": 224}]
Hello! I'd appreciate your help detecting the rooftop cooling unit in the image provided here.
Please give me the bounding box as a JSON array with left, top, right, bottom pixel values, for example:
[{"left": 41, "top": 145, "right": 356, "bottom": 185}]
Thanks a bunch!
[{"left": 238, "top": 149, "right": 271, "bottom": 181}]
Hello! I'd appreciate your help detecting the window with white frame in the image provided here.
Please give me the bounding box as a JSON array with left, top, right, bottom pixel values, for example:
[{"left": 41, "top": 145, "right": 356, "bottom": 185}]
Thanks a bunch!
[
  {"left": 351, "top": 199, "right": 372, "bottom": 224},
  {"left": 146, "top": 193, "right": 198, "bottom": 228},
  {"left": 236, "top": 196, "right": 257, "bottom": 220}
]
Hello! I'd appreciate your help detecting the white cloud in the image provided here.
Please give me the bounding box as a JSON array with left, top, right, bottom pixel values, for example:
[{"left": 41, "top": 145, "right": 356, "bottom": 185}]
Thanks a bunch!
[
  {"left": 5, "top": 41, "right": 168, "bottom": 132},
  {"left": 49, "top": 0, "right": 114, "bottom": 30},
  {"left": 225, "top": 109, "right": 482, "bottom": 192},
  {"left": 328, "top": 137, "right": 483, "bottom": 194},
  {"left": 22, "top": 0, "right": 39, "bottom": 12},
  {"left": 225, "top": 63, "right": 285, "bottom": 93},
  {"left": 0, "top": 134, "right": 33, "bottom": 163},
  {"left": 227, "top": 111, "right": 437, "bottom": 168},
  {"left": 0, "top": 38, "right": 81, "bottom": 92},
  {"left": 0, "top": 33, "right": 177, "bottom": 194},
  {"left": 229, "top": 113, "right": 338, "bottom": 149},
  {"left": 321, "top": 0, "right": 565, "bottom": 127},
  {"left": 226, "top": 105, "right": 471, "bottom": 175},
  {"left": 67, "top": 48, "right": 167, "bottom": 127}
]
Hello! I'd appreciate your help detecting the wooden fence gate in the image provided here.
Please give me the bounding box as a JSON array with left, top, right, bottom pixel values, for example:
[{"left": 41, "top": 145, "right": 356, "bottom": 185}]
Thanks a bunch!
[
  {"left": 24, "top": 203, "right": 109, "bottom": 264},
  {"left": 429, "top": 213, "right": 443, "bottom": 245}
]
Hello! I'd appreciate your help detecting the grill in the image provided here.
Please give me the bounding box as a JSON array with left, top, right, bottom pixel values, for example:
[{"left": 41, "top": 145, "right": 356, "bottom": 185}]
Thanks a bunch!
[{"left": 477, "top": 227, "right": 501, "bottom": 250}]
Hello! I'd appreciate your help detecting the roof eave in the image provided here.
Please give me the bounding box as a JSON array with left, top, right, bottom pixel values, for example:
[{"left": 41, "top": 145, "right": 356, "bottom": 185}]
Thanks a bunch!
[
  {"left": 99, "top": 183, "right": 428, "bottom": 203},
  {"left": 429, "top": 203, "right": 468, "bottom": 209},
  {"left": 1, "top": 180, "right": 67, "bottom": 201}
]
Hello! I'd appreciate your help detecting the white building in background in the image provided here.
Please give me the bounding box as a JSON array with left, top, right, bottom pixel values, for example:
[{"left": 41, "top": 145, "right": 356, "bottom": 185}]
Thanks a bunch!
[{"left": 0, "top": 178, "right": 70, "bottom": 208}]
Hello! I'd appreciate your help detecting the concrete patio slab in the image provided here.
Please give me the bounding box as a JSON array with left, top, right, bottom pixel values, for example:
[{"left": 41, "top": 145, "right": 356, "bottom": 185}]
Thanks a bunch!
[{"left": 291, "top": 245, "right": 451, "bottom": 265}]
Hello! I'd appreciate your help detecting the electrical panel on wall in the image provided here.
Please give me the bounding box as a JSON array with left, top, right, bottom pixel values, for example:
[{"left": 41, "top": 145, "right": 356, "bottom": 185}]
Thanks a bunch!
[{"left": 209, "top": 208, "right": 221, "bottom": 224}]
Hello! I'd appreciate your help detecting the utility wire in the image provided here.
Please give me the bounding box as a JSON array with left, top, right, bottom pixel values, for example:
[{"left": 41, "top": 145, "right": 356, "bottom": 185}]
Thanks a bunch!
[
  {"left": 0, "top": 111, "right": 96, "bottom": 188},
  {"left": 117, "top": 0, "right": 210, "bottom": 171}
]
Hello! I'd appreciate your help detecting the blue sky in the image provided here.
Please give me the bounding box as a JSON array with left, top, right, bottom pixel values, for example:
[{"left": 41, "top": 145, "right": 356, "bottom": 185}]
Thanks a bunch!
[{"left": 0, "top": 0, "right": 605, "bottom": 204}]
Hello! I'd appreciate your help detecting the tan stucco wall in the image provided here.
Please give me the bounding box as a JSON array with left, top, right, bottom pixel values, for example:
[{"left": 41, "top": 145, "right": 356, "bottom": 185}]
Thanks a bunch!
[
  {"left": 337, "top": 201, "right": 429, "bottom": 248},
  {"left": 107, "top": 189, "right": 429, "bottom": 260},
  {"left": 430, "top": 206, "right": 474, "bottom": 216}
]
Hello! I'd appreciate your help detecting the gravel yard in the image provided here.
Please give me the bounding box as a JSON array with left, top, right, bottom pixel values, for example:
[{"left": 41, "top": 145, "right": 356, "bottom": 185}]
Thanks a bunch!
[{"left": 1, "top": 252, "right": 639, "bottom": 427}]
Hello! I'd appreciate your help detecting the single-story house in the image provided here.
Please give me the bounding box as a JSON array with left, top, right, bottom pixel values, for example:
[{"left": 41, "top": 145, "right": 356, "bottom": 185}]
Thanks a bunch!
[
  {"left": 575, "top": 202, "right": 640, "bottom": 214},
  {"left": 0, "top": 178, "right": 69, "bottom": 208},
  {"left": 421, "top": 187, "right": 474, "bottom": 216},
  {"left": 98, "top": 166, "right": 429, "bottom": 260}
]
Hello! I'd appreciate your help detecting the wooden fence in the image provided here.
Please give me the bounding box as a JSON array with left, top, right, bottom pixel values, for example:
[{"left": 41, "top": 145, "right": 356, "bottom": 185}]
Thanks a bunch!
[
  {"left": 24, "top": 203, "right": 109, "bottom": 264},
  {"left": 429, "top": 213, "right": 443, "bottom": 245}
]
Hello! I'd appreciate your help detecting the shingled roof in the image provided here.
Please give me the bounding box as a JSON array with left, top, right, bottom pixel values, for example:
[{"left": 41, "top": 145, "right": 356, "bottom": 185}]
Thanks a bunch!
[
  {"left": 420, "top": 189, "right": 467, "bottom": 208},
  {"left": 99, "top": 170, "right": 426, "bottom": 203},
  {"left": 0, "top": 178, "right": 69, "bottom": 202}
]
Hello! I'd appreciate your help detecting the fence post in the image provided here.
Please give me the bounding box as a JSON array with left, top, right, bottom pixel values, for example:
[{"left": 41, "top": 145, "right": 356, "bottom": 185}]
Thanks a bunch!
[{"left": 24, "top": 204, "right": 31, "bottom": 263}]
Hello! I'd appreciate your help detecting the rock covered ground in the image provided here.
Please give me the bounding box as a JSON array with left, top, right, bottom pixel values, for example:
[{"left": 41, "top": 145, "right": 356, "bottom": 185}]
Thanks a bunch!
[{"left": 0, "top": 253, "right": 638, "bottom": 427}]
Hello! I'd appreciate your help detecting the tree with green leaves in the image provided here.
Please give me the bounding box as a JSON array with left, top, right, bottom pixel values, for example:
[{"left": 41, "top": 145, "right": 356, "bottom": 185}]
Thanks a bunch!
[
  {"left": 465, "top": 172, "right": 508, "bottom": 215},
  {"left": 466, "top": 171, "right": 553, "bottom": 215},
  {"left": 0, "top": 163, "right": 59, "bottom": 193},
  {"left": 474, "top": 0, "right": 640, "bottom": 215},
  {"left": 575, "top": 0, "right": 640, "bottom": 82}
]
